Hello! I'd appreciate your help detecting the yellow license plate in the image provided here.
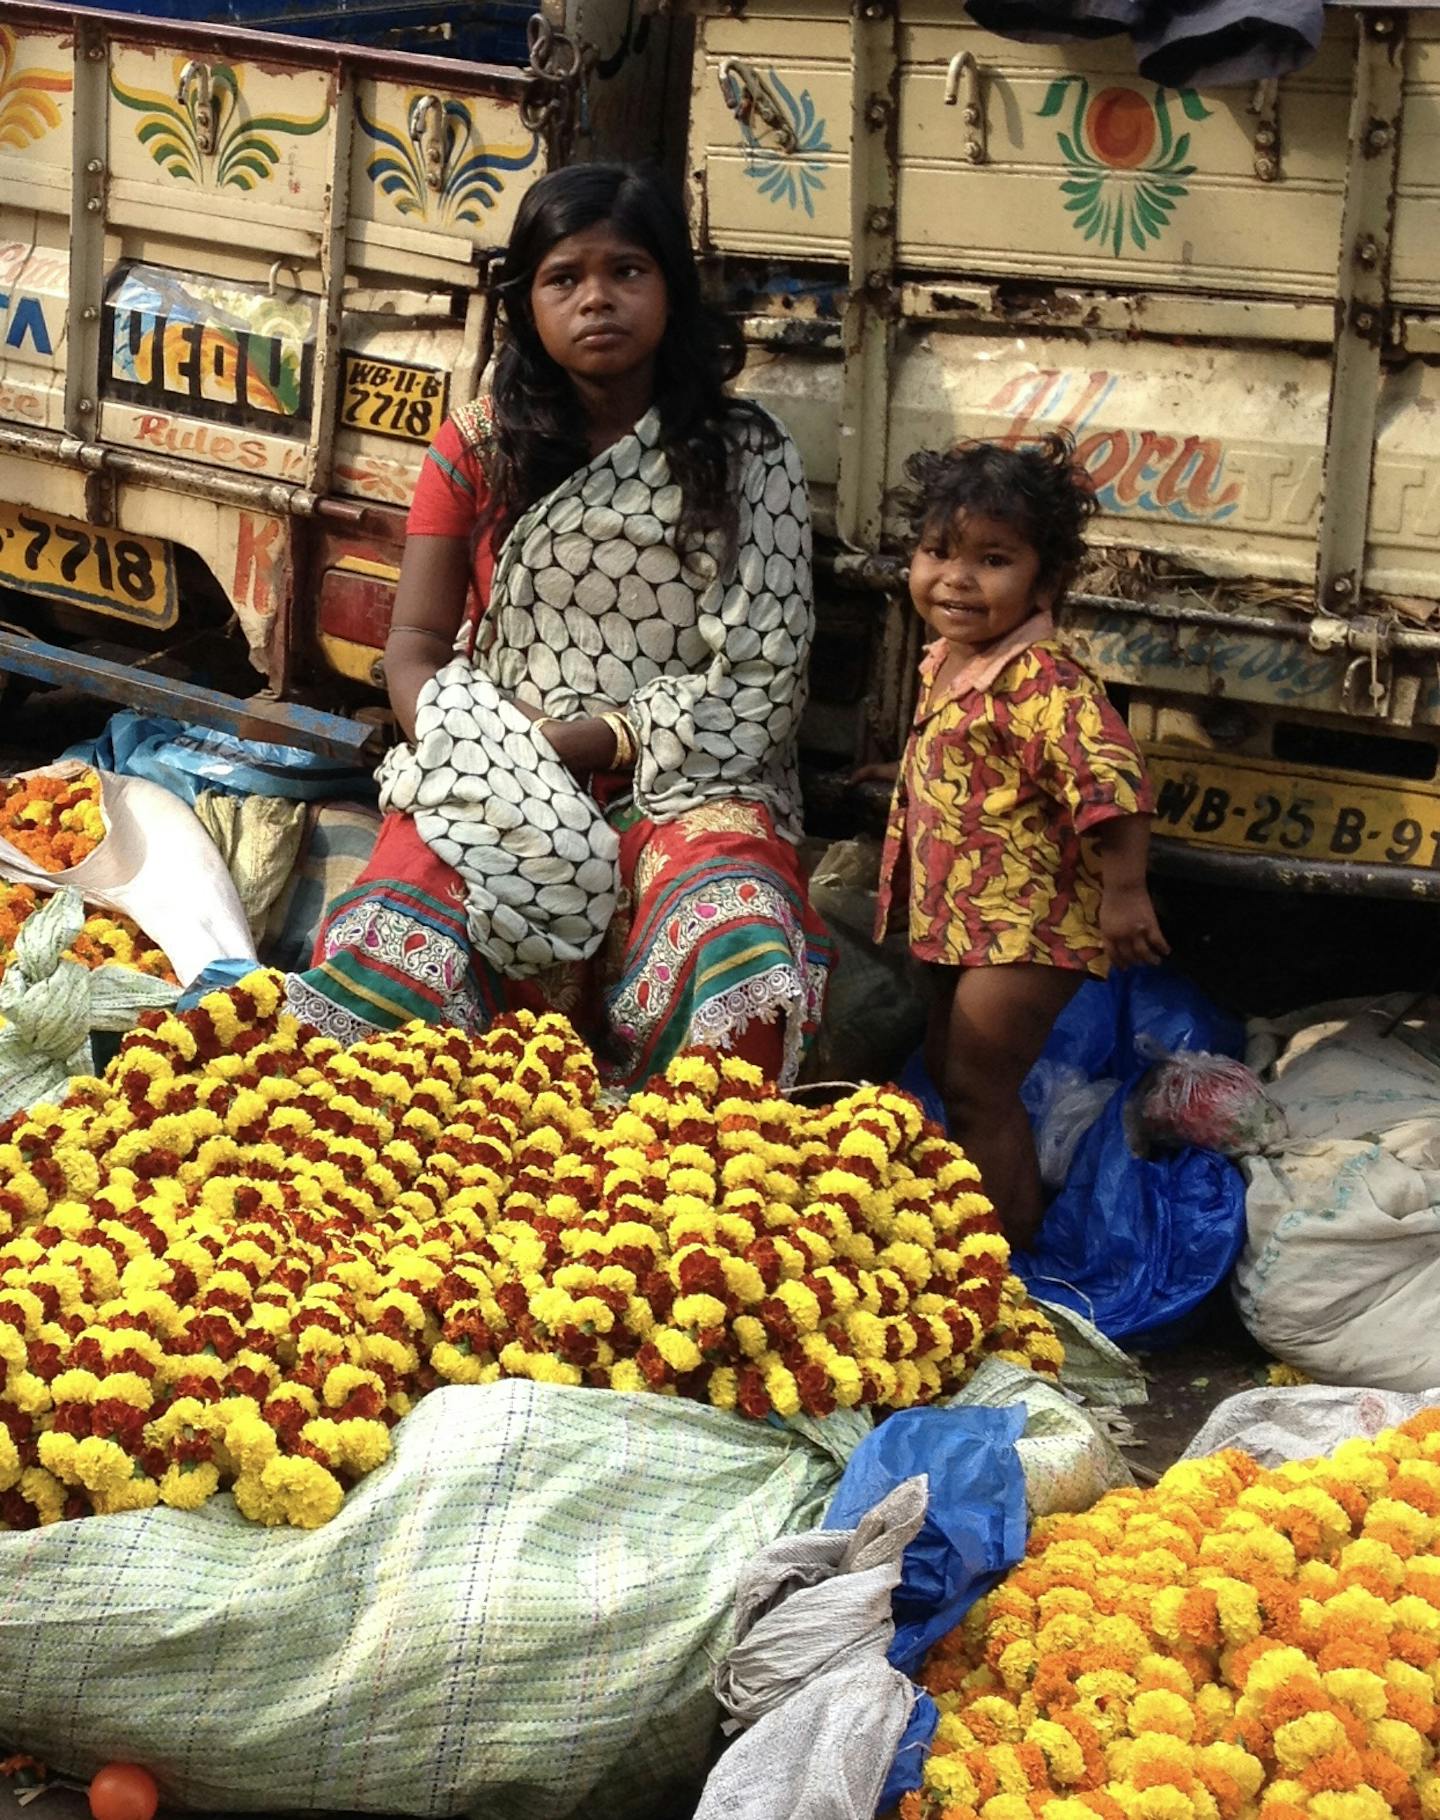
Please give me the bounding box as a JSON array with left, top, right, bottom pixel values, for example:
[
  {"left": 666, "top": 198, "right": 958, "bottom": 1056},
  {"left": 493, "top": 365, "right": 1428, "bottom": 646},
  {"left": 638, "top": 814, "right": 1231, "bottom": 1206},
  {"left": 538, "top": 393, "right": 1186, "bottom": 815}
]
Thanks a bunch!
[
  {"left": 1145, "top": 746, "right": 1440, "bottom": 870},
  {"left": 0, "top": 503, "right": 177, "bottom": 628},
  {"left": 340, "top": 356, "right": 449, "bottom": 445}
]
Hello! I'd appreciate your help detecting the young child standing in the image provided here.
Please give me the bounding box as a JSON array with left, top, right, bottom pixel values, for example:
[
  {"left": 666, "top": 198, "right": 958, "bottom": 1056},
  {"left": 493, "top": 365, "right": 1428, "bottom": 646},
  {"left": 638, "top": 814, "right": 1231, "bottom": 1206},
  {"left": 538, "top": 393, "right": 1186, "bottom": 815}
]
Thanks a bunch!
[{"left": 868, "top": 435, "right": 1168, "bottom": 1247}]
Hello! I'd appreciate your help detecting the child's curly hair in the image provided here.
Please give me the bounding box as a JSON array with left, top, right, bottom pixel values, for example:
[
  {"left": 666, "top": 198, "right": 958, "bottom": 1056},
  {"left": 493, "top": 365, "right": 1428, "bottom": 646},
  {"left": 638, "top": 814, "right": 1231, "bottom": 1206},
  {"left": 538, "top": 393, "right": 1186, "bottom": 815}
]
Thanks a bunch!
[{"left": 897, "top": 432, "right": 1097, "bottom": 591}]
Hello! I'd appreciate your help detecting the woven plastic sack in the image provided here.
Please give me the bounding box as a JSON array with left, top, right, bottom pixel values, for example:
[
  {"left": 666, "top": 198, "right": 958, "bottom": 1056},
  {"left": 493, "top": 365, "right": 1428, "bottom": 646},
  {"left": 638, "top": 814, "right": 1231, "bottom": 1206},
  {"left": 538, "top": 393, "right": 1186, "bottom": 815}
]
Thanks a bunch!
[
  {"left": 0, "top": 1382, "right": 865, "bottom": 1819},
  {"left": 1035, "top": 1296, "right": 1149, "bottom": 1411},
  {"left": 697, "top": 1482, "right": 929, "bottom": 1820},
  {"left": 0, "top": 889, "right": 179, "bottom": 1119},
  {"left": 946, "top": 1356, "right": 1135, "bottom": 1517},
  {"left": 192, "top": 792, "right": 307, "bottom": 940},
  {"left": 1181, "top": 1382, "right": 1440, "bottom": 1467},
  {"left": 262, "top": 800, "right": 382, "bottom": 970},
  {"left": 1235, "top": 997, "right": 1440, "bottom": 1391}
]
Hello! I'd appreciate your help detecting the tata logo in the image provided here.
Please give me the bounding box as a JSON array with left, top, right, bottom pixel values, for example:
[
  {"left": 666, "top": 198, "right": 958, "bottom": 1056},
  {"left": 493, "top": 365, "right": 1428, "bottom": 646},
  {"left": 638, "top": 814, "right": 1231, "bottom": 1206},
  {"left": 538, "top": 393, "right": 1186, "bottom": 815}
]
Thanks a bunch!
[{"left": 0, "top": 289, "right": 56, "bottom": 357}]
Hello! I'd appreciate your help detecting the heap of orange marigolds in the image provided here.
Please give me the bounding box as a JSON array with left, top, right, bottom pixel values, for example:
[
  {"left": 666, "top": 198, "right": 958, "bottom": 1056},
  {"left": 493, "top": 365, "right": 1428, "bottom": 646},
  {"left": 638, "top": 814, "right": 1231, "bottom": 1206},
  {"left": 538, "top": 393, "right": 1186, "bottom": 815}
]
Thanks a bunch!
[
  {"left": 0, "top": 884, "right": 176, "bottom": 987},
  {"left": 0, "top": 970, "right": 1058, "bottom": 1530},
  {"left": 0, "top": 769, "right": 106, "bottom": 872},
  {"left": 908, "top": 1413, "right": 1440, "bottom": 1820}
]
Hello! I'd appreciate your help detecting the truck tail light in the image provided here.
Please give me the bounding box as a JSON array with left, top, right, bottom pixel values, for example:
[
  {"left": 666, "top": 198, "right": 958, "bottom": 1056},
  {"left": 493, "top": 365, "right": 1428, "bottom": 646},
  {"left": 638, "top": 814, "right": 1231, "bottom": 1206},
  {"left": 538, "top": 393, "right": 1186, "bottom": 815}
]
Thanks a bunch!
[{"left": 316, "top": 555, "right": 399, "bottom": 686}]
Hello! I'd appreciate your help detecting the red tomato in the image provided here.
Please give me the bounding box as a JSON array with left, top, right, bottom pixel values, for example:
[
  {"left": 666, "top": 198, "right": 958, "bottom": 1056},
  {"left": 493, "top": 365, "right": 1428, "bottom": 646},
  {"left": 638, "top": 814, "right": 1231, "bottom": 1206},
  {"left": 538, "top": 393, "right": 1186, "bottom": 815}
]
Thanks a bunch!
[{"left": 88, "top": 1762, "right": 159, "bottom": 1820}]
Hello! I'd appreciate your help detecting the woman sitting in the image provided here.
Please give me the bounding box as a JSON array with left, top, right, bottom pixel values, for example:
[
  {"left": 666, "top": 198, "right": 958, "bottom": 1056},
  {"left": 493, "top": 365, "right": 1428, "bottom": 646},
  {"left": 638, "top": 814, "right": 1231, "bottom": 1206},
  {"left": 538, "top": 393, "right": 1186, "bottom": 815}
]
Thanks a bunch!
[{"left": 285, "top": 163, "right": 833, "bottom": 1085}]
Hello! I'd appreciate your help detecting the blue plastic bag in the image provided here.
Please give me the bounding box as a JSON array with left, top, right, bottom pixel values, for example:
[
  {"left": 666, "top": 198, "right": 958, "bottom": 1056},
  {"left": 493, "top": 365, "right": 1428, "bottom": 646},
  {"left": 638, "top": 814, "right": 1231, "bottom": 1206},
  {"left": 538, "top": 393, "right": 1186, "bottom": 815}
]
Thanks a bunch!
[
  {"left": 177, "top": 958, "right": 263, "bottom": 1010},
  {"left": 878, "top": 1692, "right": 940, "bottom": 1813},
  {"left": 824, "top": 1404, "right": 1027, "bottom": 1679},
  {"left": 901, "top": 966, "right": 1247, "bottom": 1348},
  {"left": 66, "top": 711, "right": 374, "bottom": 805}
]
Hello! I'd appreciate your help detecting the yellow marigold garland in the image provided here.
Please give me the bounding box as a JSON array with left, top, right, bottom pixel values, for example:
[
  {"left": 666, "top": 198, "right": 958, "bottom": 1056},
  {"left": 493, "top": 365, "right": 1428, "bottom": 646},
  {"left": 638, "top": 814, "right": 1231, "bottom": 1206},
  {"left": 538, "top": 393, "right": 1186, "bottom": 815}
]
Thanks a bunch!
[
  {"left": 907, "top": 1412, "right": 1440, "bottom": 1820},
  {"left": 0, "top": 971, "right": 1059, "bottom": 1530},
  {"left": 0, "top": 770, "right": 105, "bottom": 872},
  {"left": 0, "top": 883, "right": 177, "bottom": 986}
]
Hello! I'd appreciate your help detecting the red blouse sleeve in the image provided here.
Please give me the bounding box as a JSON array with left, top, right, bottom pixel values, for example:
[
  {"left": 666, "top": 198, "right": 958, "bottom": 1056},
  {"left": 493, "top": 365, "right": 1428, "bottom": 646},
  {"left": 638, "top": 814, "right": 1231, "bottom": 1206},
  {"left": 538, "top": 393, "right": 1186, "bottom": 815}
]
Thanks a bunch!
[{"left": 406, "top": 412, "right": 496, "bottom": 613}]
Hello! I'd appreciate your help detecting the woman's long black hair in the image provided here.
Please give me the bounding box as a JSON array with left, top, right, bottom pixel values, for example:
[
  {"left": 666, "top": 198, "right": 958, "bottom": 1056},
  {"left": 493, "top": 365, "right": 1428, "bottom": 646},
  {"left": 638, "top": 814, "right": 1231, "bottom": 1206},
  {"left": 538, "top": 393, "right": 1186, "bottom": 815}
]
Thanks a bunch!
[{"left": 479, "top": 163, "right": 766, "bottom": 556}]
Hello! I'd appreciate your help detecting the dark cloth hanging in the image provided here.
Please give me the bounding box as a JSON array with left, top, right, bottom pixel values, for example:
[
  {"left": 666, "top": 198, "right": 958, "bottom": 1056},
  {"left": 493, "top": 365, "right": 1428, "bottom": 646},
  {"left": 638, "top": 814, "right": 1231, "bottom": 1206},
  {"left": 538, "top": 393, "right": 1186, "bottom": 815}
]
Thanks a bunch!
[
  {"left": 964, "top": 0, "right": 1323, "bottom": 86},
  {"left": 1133, "top": 0, "right": 1323, "bottom": 86}
]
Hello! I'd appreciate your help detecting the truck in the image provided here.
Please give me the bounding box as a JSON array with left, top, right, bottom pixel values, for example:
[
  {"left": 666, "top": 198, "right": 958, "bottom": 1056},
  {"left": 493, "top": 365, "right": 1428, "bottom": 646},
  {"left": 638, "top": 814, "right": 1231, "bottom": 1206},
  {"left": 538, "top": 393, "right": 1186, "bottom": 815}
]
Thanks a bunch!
[
  {"left": 0, "top": 0, "right": 676, "bottom": 760},
  {"left": 4, "top": 0, "right": 1440, "bottom": 898},
  {"left": 684, "top": 0, "right": 1440, "bottom": 898}
]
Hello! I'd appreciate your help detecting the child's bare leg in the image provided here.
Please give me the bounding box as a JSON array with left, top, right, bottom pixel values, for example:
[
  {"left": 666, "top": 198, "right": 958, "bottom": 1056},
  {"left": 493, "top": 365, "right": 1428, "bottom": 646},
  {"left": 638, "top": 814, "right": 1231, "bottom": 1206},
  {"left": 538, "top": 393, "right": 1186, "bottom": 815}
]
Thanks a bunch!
[
  {"left": 923, "top": 965, "right": 953, "bottom": 1097},
  {"left": 929, "top": 963, "right": 1083, "bottom": 1249}
]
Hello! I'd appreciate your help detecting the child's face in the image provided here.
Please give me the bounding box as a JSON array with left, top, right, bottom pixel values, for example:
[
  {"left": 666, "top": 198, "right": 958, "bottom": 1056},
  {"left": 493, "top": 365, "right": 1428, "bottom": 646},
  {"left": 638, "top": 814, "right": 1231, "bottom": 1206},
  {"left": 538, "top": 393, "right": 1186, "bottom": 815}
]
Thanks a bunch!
[{"left": 909, "top": 509, "right": 1055, "bottom": 651}]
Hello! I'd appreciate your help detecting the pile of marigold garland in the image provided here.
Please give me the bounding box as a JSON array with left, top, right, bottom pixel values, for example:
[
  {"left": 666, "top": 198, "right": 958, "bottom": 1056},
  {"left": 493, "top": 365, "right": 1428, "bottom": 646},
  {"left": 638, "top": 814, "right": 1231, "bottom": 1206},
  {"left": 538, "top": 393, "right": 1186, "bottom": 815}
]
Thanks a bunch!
[
  {"left": 0, "top": 970, "right": 1058, "bottom": 1530},
  {"left": 0, "top": 884, "right": 176, "bottom": 987},
  {"left": 908, "top": 1412, "right": 1440, "bottom": 1820},
  {"left": 0, "top": 769, "right": 105, "bottom": 871}
]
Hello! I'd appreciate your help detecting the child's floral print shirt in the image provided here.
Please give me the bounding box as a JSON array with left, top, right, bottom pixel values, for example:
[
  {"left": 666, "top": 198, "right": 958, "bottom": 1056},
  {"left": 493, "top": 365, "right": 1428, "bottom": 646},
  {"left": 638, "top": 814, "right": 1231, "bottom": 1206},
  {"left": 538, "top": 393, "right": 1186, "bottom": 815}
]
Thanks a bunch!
[{"left": 874, "top": 638, "right": 1154, "bottom": 975}]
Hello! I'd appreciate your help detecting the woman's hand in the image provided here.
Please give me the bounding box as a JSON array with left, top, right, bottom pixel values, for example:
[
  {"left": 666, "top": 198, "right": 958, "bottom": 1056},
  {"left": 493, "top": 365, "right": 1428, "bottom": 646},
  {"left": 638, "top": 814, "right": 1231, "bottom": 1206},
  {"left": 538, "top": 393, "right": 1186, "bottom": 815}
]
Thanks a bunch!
[
  {"left": 523, "top": 711, "right": 620, "bottom": 776},
  {"left": 1099, "top": 880, "right": 1170, "bottom": 970},
  {"left": 851, "top": 760, "right": 899, "bottom": 787}
]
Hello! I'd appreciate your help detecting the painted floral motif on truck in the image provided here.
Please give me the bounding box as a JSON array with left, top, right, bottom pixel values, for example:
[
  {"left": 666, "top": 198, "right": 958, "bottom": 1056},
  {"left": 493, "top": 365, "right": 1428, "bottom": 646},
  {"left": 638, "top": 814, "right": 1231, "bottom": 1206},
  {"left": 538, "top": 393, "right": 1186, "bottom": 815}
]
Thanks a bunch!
[
  {"left": 723, "top": 65, "right": 830, "bottom": 217},
  {"left": 109, "top": 62, "right": 327, "bottom": 191},
  {"left": 0, "top": 27, "right": 69, "bottom": 151},
  {"left": 357, "top": 95, "right": 540, "bottom": 229},
  {"left": 1040, "top": 76, "right": 1210, "bottom": 256}
]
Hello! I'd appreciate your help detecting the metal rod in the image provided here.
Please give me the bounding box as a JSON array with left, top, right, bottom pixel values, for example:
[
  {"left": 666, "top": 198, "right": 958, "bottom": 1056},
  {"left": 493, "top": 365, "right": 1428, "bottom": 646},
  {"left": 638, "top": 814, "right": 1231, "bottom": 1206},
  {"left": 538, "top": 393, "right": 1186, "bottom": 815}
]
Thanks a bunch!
[
  {"left": 1151, "top": 835, "right": 1440, "bottom": 902},
  {"left": 1074, "top": 592, "right": 1440, "bottom": 658},
  {"left": 823, "top": 552, "right": 1440, "bottom": 657},
  {"left": 1313, "top": 12, "right": 1404, "bottom": 610},
  {"left": 0, "top": 425, "right": 365, "bottom": 523},
  {"left": 0, "top": 632, "right": 380, "bottom": 765}
]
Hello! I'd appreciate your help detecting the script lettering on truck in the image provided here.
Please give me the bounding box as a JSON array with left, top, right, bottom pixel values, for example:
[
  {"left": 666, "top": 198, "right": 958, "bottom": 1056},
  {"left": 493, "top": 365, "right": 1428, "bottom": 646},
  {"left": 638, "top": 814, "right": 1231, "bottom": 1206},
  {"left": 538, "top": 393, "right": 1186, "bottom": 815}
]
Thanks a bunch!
[
  {"left": 103, "top": 263, "right": 316, "bottom": 436},
  {"left": 988, "top": 369, "right": 1240, "bottom": 524},
  {"left": 0, "top": 287, "right": 52, "bottom": 356}
]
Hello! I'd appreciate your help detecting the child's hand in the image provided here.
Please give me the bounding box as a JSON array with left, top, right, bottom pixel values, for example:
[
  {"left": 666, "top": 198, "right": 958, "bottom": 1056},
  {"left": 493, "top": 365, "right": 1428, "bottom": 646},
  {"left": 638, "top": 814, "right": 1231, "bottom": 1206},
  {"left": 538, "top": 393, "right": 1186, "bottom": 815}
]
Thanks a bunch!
[
  {"left": 1099, "top": 882, "right": 1170, "bottom": 969},
  {"left": 851, "top": 761, "right": 899, "bottom": 786}
]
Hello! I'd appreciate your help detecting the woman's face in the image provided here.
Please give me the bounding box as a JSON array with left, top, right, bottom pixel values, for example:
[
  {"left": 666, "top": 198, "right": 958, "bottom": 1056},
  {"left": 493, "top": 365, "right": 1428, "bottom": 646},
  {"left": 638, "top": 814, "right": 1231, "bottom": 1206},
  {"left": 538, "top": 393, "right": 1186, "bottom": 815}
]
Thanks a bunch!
[{"left": 529, "top": 221, "right": 669, "bottom": 388}]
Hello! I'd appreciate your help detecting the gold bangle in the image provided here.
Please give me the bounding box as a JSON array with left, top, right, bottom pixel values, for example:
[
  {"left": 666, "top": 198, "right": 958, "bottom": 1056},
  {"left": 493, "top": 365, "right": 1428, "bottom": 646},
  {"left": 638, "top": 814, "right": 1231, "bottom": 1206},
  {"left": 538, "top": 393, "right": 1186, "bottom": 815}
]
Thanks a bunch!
[{"left": 601, "top": 711, "right": 637, "bottom": 769}]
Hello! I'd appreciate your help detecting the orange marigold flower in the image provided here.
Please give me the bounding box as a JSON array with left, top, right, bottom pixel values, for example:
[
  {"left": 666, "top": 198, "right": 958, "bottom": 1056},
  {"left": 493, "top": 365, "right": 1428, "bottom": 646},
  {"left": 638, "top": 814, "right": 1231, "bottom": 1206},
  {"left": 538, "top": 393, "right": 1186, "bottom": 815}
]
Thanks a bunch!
[
  {"left": 1300, "top": 1749, "right": 1367, "bottom": 1794},
  {"left": 1177, "top": 1589, "right": 1223, "bottom": 1651},
  {"left": 1074, "top": 1794, "right": 1128, "bottom": 1820}
]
